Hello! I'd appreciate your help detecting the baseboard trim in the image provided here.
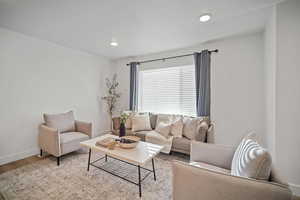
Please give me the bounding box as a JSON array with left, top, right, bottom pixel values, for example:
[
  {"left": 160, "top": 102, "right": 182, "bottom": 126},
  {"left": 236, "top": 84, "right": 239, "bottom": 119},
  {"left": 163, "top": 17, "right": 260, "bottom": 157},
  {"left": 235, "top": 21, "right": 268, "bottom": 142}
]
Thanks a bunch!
[
  {"left": 290, "top": 183, "right": 300, "bottom": 196},
  {"left": 0, "top": 148, "right": 40, "bottom": 165}
]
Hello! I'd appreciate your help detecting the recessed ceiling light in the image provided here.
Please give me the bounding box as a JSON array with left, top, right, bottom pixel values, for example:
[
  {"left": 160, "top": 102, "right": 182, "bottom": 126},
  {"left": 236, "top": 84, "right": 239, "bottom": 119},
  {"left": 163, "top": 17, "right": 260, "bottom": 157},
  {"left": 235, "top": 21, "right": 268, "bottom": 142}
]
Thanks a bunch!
[
  {"left": 110, "top": 38, "right": 118, "bottom": 47},
  {"left": 110, "top": 41, "right": 118, "bottom": 46},
  {"left": 199, "top": 13, "right": 211, "bottom": 22}
]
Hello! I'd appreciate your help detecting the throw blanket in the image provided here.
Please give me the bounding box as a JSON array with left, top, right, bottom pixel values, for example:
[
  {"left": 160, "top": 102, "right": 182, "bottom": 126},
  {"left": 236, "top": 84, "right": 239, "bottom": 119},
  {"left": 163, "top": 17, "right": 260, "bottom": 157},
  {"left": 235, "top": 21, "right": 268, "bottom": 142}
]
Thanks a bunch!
[{"left": 145, "top": 131, "right": 173, "bottom": 154}]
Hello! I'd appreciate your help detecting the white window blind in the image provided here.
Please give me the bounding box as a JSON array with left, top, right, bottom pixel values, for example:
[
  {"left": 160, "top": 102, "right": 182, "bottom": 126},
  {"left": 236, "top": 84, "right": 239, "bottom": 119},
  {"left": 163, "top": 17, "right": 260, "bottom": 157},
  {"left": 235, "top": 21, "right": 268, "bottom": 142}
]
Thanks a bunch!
[{"left": 138, "top": 65, "right": 196, "bottom": 116}]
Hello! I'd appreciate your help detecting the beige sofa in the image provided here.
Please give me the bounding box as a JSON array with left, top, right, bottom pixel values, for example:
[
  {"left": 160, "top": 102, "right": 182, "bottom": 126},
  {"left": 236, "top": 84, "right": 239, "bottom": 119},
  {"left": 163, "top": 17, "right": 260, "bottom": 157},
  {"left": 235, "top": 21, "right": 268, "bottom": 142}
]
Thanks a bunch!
[
  {"left": 38, "top": 111, "right": 92, "bottom": 165},
  {"left": 172, "top": 141, "right": 292, "bottom": 200},
  {"left": 112, "top": 113, "right": 214, "bottom": 155}
]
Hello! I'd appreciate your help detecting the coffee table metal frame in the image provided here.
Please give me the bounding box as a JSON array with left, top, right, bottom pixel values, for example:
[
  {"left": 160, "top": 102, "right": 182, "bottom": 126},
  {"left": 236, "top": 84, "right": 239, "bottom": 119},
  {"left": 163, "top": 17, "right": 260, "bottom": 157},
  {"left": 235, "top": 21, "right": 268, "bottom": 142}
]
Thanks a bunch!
[{"left": 86, "top": 148, "right": 156, "bottom": 197}]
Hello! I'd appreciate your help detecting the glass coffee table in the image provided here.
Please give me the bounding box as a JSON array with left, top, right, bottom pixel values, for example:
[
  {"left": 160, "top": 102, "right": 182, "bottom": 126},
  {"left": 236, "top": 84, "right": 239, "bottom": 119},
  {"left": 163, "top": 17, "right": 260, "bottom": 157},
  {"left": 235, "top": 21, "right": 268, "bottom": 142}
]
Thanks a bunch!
[{"left": 80, "top": 134, "right": 163, "bottom": 197}]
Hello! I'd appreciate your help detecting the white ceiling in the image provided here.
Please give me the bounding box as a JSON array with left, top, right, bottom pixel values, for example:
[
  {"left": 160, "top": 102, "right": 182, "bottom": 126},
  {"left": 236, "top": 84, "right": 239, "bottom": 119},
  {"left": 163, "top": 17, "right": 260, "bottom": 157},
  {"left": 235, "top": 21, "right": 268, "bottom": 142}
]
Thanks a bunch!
[{"left": 0, "top": 0, "right": 281, "bottom": 59}]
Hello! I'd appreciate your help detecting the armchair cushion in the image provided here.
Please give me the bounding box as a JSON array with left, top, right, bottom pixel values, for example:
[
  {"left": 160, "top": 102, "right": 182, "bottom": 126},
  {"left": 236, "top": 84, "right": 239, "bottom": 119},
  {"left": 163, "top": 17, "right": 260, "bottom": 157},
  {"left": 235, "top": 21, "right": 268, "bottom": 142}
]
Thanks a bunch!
[
  {"left": 60, "top": 132, "right": 89, "bottom": 155},
  {"left": 43, "top": 111, "right": 75, "bottom": 133}
]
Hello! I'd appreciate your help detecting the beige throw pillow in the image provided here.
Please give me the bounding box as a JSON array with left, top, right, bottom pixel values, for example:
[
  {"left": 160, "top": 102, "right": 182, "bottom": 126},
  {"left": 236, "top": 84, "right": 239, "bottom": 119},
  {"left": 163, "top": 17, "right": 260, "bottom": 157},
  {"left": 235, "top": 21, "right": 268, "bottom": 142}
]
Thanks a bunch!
[
  {"left": 131, "top": 114, "right": 152, "bottom": 132},
  {"left": 182, "top": 117, "right": 200, "bottom": 140},
  {"left": 231, "top": 135, "right": 272, "bottom": 180},
  {"left": 156, "top": 114, "right": 173, "bottom": 128},
  {"left": 195, "top": 121, "right": 209, "bottom": 142},
  {"left": 44, "top": 111, "right": 75, "bottom": 133},
  {"left": 155, "top": 122, "right": 171, "bottom": 138},
  {"left": 171, "top": 118, "right": 184, "bottom": 138}
]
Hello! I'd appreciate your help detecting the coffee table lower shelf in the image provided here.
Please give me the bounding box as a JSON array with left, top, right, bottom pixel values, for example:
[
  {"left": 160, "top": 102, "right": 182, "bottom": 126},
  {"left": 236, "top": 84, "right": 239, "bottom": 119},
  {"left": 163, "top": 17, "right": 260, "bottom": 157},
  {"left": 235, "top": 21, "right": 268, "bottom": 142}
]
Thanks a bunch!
[{"left": 86, "top": 148, "right": 156, "bottom": 197}]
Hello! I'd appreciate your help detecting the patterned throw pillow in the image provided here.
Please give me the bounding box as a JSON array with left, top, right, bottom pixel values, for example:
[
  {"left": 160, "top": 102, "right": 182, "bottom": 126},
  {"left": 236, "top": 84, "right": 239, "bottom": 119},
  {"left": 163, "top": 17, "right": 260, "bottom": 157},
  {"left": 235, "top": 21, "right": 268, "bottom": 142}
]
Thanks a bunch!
[{"left": 231, "top": 135, "right": 272, "bottom": 180}]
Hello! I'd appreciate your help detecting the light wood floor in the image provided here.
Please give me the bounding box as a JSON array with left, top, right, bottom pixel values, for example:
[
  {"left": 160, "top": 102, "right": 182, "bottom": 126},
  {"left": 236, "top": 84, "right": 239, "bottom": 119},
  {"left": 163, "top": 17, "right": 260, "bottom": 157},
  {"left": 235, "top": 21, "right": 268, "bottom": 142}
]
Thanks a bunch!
[
  {"left": 0, "top": 156, "right": 299, "bottom": 199},
  {"left": 0, "top": 155, "right": 42, "bottom": 174}
]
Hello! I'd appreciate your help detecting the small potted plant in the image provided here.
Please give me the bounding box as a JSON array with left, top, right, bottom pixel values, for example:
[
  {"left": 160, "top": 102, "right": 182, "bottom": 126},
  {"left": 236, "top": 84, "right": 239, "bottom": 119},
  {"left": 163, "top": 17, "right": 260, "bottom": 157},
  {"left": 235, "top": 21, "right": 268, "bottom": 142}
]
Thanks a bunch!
[{"left": 119, "top": 113, "right": 129, "bottom": 137}]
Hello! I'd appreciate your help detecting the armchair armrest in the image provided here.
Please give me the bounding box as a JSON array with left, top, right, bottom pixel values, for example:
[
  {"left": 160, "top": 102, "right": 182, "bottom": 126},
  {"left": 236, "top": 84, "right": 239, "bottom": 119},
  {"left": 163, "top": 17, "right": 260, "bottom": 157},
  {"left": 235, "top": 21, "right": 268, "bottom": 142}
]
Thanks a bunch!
[
  {"left": 38, "top": 124, "right": 60, "bottom": 157},
  {"left": 172, "top": 161, "right": 292, "bottom": 200},
  {"left": 191, "top": 141, "right": 236, "bottom": 169},
  {"left": 75, "top": 120, "right": 92, "bottom": 138}
]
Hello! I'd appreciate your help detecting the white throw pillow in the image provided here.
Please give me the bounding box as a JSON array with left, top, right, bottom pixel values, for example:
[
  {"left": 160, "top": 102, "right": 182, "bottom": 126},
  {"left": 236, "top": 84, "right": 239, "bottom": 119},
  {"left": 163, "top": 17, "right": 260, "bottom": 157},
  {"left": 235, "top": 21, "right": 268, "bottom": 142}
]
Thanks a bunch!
[
  {"left": 171, "top": 118, "right": 184, "bottom": 138},
  {"left": 155, "top": 122, "right": 172, "bottom": 138},
  {"left": 131, "top": 114, "right": 152, "bottom": 132},
  {"left": 231, "top": 136, "right": 272, "bottom": 180}
]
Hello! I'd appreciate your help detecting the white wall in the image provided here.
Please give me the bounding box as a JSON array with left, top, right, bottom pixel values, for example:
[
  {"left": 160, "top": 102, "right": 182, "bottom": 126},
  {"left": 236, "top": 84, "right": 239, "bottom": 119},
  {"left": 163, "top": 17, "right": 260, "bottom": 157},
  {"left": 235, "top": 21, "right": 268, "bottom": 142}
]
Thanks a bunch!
[
  {"left": 264, "top": 6, "right": 277, "bottom": 160},
  {"left": 112, "top": 32, "right": 265, "bottom": 147},
  {"left": 0, "top": 27, "right": 112, "bottom": 165},
  {"left": 275, "top": 0, "right": 300, "bottom": 195}
]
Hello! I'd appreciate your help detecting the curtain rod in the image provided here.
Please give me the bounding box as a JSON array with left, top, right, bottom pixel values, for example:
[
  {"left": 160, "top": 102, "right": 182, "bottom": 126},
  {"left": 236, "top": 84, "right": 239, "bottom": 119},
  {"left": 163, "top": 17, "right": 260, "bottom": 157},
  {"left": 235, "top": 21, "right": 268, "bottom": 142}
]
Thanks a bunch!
[{"left": 126, "top": 49, "right": 218, "bottom": 66}]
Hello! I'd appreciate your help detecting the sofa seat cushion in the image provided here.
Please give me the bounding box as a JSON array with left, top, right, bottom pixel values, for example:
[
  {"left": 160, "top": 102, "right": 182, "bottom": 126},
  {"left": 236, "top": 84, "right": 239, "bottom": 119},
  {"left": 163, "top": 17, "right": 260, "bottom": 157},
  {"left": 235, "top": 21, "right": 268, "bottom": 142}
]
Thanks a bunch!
[
  {"left": 134, "top": 130, "right": 152, "bottom": 141},
  {"left": 172, "top": 137, "right": 191, "bottom": 152},
  {"left": 190, "top": 161, "right": 230, "bottom": 175},
  {"left": 60, "top": 132, "right": 89, "bottom": 154}
]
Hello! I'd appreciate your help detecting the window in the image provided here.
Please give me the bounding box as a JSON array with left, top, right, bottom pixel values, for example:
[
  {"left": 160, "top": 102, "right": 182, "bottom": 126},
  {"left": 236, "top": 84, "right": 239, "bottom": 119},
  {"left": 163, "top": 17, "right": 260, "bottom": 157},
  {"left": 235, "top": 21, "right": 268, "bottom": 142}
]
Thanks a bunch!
[{"left": 138, "top": 65, "right": 196, "bottom": 116}]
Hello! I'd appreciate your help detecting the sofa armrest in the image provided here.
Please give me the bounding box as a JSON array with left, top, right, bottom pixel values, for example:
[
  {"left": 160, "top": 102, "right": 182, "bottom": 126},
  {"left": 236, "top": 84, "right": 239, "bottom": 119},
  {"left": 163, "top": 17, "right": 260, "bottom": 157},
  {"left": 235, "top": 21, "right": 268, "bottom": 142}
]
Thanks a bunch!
[
  {"left": 206, "top": 123, "right": 215, "bottom": 143},
  {"left": 75, "top": 120, "right": 92, "bottom": 138},
  {"left": 112, "top": 117, "right": 120, "bottom": 131},
  {"left": 38, "top": 124, "right": 60, "bottom": 157},
  {"left": 172, "top": 161, "right": 292, "bottom": 200},
  {"left": 191, "top": 141, "right": 236, "bottom": 169}
]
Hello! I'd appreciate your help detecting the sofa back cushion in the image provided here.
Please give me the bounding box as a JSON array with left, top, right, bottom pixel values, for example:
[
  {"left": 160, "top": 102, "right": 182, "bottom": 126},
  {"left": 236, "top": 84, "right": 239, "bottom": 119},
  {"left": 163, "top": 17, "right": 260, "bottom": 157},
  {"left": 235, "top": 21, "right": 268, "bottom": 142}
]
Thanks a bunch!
[
  {"left": 149, "top": 113, "right": 158, "bottom": 129},
  {"left": 44, "top": 111, "right": 75, "bottom": 133},
  {"left": 231, "top": 134, "right": 272, "bottom": 180}
]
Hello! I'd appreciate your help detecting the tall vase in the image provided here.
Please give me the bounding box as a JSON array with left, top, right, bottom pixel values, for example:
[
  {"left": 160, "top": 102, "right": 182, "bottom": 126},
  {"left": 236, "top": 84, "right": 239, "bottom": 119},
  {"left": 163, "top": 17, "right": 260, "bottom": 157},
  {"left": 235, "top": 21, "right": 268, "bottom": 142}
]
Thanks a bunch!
[{"left": 119, "top": 123, "right": 126, "bottom": 137}]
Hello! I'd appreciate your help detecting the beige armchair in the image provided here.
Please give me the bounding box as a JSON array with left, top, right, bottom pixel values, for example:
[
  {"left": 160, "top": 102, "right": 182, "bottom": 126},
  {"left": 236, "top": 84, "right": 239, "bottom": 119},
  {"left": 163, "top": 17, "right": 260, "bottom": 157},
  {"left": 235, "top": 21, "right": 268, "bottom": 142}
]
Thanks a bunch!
[
  {"left": 172, "top": 141, "right": 292, "bottom": 200},
  {"left": 38, "top": 111, "right": 92, "bottom": 166}
]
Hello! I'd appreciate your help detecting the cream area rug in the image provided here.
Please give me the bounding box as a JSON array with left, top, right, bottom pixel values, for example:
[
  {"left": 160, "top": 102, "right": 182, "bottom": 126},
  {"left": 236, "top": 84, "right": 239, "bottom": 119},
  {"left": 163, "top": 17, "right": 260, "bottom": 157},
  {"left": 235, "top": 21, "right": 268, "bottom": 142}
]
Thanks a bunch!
[{"left": 0, "top": 151, "right": 188, "bottom": 200}]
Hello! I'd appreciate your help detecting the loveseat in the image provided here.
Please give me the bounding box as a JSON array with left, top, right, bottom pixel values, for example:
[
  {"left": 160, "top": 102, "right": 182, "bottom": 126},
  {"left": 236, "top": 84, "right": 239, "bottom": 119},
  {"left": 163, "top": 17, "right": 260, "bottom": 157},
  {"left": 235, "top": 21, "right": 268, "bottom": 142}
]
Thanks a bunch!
[
  {"left": 172, "top": 140, "right": 292, "bottom": 200},
  {"left": 112, "top": 113, "right": 214, "bottom": 155}
]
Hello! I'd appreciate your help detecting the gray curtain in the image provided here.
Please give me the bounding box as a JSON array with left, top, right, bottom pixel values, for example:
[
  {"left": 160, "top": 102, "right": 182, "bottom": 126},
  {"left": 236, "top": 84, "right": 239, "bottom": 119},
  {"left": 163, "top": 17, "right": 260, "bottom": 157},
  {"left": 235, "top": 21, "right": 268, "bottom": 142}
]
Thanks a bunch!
[
  {"left": 129, "top": 62, "right": 138, "bottom": 111},
  {"left": 194, "top": 50, "right": 211, "bottom": 117}
]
